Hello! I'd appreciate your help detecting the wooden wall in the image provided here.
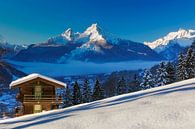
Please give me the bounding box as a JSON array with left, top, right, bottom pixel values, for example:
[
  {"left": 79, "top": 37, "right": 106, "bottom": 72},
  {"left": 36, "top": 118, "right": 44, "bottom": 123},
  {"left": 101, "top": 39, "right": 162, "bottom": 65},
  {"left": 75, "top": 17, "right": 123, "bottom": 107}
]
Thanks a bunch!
[
  {"left": 23, "top": 103, "right": 58, "bottom": 114},
  {"left": 15, "top": 78, "right": 63, "bottom": 114}
]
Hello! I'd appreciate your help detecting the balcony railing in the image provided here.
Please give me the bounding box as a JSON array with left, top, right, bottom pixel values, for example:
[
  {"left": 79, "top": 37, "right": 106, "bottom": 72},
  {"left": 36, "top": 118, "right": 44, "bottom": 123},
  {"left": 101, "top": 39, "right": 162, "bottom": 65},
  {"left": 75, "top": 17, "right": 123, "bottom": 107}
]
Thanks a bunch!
[{"left": 23, "top": 95, "right": 62, "bottom": 103}]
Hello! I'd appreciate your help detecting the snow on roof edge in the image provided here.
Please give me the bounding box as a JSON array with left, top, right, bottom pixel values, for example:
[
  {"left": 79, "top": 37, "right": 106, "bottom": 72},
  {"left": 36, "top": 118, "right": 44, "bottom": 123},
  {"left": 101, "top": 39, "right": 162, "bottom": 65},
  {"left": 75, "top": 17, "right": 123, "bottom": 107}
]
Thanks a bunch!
[{"left": 10, "top": 73, "right": 66, "bottom": 88}]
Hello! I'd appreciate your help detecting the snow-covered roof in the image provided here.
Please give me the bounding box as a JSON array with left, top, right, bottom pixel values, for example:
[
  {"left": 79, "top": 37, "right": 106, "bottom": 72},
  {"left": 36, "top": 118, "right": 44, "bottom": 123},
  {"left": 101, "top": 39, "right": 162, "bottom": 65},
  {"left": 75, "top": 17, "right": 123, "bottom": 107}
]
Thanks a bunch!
[
  {"left": 10, "top": 73, "right": 66, "bottom": 88},
  {"left": 2, "top": 78, "right": 195, "bottom": 128}
]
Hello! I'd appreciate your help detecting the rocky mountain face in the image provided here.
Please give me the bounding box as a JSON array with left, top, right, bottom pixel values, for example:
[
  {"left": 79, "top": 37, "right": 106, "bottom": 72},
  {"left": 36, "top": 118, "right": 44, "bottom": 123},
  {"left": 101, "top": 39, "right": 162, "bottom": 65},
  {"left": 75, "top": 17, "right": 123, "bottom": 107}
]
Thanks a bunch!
[
  {"left": 13, "top": 24, "right": 162, "bottom": 63},
  {"left": 145, "top": 29, "right": 195, "bottom": 60},
  {"left": 0, "top": 61, "right": 26, "bottom": 90},
  {"left": 2, "top": 27, "right": 195, "bottom": 62},
  {"left": 0, "top": 35, "right": 27, "bottom": 59},
  {"left": 0, "top": 61, "right": 26, "bottom": 116}
]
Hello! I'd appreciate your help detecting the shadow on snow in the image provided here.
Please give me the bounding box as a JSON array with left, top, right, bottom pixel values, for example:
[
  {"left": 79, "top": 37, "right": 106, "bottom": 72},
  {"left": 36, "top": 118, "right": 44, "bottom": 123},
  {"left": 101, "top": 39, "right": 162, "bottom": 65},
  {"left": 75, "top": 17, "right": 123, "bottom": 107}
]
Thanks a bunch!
[{"left": 2, "top": 82, "right": 195, "bottom": 128}]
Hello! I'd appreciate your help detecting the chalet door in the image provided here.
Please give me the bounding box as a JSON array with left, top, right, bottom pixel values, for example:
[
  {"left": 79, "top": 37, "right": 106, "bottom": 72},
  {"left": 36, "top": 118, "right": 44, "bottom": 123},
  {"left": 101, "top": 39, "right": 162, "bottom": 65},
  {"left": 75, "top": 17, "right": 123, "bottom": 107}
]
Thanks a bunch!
[
  {"left": 34, "top": 85, "right": 42, "bottom": 99},
  {"left": 33, "top": 105, "right": 42, "bottom": 113}
]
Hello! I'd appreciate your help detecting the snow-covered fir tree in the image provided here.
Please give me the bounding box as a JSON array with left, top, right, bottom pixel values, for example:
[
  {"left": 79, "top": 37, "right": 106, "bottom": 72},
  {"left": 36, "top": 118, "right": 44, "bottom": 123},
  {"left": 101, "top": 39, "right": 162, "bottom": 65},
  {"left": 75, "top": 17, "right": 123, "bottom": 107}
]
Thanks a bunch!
[
  {"left": 185, "top": 48, "right": 195, "bottom": 79},
  {"left": 103, "top": 75, "right": 118, "bottom": 97},
  {"left": 176, "top": 53, "right": 187, "bottom": 81},
  {"left": 191, "top": 41, "right": 195, "bottom": 52},
  {"left": 116, "top": 77, "right": 127, "bottom": 95},
  {"left": 155, "top": 62, "right": 168, "bottom": 86},
  {"left": 165, "top": 62, "right": 176, "bottom": 84},
  {"left": 82, "top": 79, "right": 92, "bottom": 103},
  {"left": 62, "top": 85, "right": 72, "bottom": 107},
  {"left": 140, "top": 69, "right": 155, "bottom": 90},
  {"left": 72, "top": 81, "right": 82, "bottom": 105},
  {"left": 128, "top": 74, "right": 141, "bottom": 92},
  {"left": 191, "top": 42, "right": 195, "bottom": 77},
  {"left": 92, "top": 79, "right": 104, "bottom": 101}
]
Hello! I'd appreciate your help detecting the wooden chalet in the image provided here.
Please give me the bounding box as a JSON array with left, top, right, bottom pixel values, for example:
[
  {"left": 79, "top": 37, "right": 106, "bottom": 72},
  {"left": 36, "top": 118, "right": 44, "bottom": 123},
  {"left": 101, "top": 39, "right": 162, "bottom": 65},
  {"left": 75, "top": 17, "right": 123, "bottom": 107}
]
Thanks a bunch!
[{"left": 10, "top": 73, "right": 66, "bottom": 115}]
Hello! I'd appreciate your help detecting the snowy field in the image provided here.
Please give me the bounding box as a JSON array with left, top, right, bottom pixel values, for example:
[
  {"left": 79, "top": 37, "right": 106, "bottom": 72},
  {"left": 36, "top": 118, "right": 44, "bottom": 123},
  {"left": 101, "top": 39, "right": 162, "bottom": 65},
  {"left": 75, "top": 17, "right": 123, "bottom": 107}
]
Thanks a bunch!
[
  {"left": 7, "top": 60, "right": 160, "bottom": 76},
  {"left": 0, "top": 78, "right": 195, "bottom": 129}
]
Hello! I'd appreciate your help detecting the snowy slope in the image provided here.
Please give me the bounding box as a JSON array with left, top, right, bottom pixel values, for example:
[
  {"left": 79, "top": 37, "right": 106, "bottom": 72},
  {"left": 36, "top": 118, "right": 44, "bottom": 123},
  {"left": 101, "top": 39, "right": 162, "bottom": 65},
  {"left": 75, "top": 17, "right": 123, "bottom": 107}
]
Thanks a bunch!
[{"left": 1, "top": 78, "right": 195, "bottom": 129}]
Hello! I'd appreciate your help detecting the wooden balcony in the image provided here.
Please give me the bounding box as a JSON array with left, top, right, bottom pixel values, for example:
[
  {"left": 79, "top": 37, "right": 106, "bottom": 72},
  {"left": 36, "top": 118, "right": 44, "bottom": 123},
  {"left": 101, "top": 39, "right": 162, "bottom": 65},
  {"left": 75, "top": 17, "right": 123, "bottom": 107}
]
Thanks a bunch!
[{"left": 23, "top": 95, "right": 62, "bottom": 103}]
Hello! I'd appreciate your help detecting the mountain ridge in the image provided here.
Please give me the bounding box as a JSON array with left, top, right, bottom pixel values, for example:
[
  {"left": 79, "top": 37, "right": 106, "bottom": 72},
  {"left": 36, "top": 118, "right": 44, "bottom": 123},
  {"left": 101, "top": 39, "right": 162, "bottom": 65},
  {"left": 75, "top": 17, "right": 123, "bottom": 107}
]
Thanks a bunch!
[
  {"left": 0, "top": 37, "right": 27, "bottom": 59},
  {"left": 144, "top": 28, "right": 195, "bottom": 60},
  {"left": 13, "top": 23, "right": 163, "bottom": 63}
]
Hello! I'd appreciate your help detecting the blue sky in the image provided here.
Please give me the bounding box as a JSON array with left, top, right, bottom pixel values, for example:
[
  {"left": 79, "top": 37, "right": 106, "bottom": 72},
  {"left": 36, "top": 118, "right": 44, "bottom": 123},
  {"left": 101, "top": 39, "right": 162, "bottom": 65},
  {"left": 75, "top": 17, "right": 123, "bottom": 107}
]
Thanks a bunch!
[{"left": 0, "top": 0, "right": 195, "bottom": 44}]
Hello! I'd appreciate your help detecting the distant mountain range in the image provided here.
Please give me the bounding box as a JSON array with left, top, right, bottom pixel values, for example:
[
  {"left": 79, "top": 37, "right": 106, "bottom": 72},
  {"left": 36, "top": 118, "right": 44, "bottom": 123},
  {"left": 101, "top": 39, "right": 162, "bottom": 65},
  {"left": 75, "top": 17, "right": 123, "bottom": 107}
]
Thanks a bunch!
[
  {"left": 0, "top": 35, "right": 27, "bottom": 58},
  {"left": 1, "top": 25, "right": 195, "bottom": 63},
  {"left": 12, "top": 24, "right": 162, "bottom": 63},
  {"left": 144, "top": 28, "right": 195, "bottom": 60},
  {"left": 0, "top": 61, "right": 26, "bottom": 87}
]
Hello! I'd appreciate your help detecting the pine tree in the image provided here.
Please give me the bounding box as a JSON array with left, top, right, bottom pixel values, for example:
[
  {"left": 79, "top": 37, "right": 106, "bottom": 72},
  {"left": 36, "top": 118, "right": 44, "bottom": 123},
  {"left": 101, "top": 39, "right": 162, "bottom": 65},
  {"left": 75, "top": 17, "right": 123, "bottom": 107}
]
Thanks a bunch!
[
  {"left": 140, "top": 69, "right": 155, "bottom": 90},
  {"left": 0, "top": 47, "right": 5, "bottom": 58},
  {"left": 185, "top": 48, "right": 195, "bottom": 79},
  {"left": 191, "top": 42, "right": 195, "bottom": 78},
  {"left": 128, "top": 74, "right": 140, "bottom": 92},
  {"left": 72, "top": 81, "right": 82, "bottom": 105},
  {"left": 165, "top": 62, "right": 176, "bottom": 84},
  {"left": 103, "top": 75, "right": 118, "bottom": 97},
  {"left": 176, "top": 53, "right": 187, "bottom": 81},
  {"left": 116, "top": 77, "right": 127, "bottom": 95},
  {"left": 62, "top": 85, "right": 72, "bottom": 107},
  {"left": 155, "top": 62, "right": 168, "bottom": 86},
  {"left": 82, "top": 79, "right": 92, "bottom": 103},
  {"left": 92, "top": 79, "right": 104, "bottom": 101},
  {"left": 191, "top": 41, "right": 195, "bottom": 52}
]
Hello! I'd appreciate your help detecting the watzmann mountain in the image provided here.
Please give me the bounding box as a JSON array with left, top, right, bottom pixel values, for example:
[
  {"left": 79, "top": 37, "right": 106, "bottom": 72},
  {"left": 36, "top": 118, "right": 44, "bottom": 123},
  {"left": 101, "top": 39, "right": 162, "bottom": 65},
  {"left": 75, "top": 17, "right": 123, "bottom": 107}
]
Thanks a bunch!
[
  {"left": 1, "top": 25, "right": 194, "bottom": 63},
  {"left": 13, "top": 24, "right": 162, "bottom": 63}
]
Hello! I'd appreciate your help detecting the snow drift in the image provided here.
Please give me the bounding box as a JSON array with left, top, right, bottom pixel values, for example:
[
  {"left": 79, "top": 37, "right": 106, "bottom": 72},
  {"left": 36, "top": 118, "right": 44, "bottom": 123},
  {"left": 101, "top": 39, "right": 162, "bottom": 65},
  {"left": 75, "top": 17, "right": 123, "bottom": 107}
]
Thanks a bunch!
[{"left": 0, "top": 78, "right": 195, "bottom": 129}]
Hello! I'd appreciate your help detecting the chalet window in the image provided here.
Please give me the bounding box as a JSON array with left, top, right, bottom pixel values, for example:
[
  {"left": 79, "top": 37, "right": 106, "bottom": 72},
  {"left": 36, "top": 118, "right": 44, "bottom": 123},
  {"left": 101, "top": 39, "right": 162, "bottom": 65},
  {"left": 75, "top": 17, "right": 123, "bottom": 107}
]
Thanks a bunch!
[
  {"left": 34, "top": 105, "right": 42, "bottom": 113},
  {"left": 34, "top": 85, "right": 42, "bottom": 99},
  {"left": 10, "top": 73, "right": 66, "bottom": 115}
]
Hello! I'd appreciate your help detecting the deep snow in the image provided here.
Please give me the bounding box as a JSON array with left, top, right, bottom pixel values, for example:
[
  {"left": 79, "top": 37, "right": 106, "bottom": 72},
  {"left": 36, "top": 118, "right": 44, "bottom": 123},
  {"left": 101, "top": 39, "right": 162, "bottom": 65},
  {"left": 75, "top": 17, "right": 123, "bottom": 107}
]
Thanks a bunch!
[{"left": 0, "top": 78, "right": 195, "bottom": 129}]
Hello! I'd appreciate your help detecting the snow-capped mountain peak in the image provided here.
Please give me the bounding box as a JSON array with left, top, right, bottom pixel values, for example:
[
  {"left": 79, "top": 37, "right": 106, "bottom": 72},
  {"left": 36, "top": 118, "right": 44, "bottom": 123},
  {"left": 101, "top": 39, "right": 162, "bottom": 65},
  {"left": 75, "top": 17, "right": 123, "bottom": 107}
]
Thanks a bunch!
[
  {"left": 144, "top": 28, "right": 195, "bottom": 51},
  {"left": 13, "top": 23, "right": 163, "bottom": 62},
  {"left": 47, "top": 23, "right": 120, "bottom": 46},
  {"left": 61, "top": 28, "right": 74, "bottom": 41},
  {"left": 144, "top": 28, "right": 195, "bottom": 60},
  {"left": 83, "top": 23, "right": 106, "bottom": 42},
  {"left": 166, "top": 28, "right": 195, "bottom": 40}
]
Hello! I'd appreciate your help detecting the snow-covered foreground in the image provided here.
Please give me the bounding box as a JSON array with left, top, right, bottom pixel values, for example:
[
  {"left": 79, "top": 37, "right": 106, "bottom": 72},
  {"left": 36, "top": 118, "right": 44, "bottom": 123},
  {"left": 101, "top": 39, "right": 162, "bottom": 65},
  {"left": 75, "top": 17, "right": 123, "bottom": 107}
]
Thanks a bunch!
[
  {"left": 1, "top": 78, "right": 195, "bottom": 129},
  {"left": 7, "top": 60, "right": 160, "bottom": 76}
]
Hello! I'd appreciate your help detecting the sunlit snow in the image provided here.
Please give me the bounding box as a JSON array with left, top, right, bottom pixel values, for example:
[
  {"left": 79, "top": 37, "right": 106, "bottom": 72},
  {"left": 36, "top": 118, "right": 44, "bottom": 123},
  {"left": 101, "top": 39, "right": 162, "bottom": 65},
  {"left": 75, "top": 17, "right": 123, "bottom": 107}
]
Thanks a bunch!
[{"left": 1, "top": 78, "right": 195, "bottom": 129}]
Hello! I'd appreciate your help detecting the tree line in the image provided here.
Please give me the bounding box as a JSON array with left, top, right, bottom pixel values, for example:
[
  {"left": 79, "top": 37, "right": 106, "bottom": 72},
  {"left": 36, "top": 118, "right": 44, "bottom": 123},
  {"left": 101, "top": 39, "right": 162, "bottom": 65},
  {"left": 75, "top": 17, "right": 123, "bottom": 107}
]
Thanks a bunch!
[
  {"left": 140, "top": 42, "right": 195, "bottom": 89},
  {"left": 62, "top": 79, "right": 105, "bottom": 107},
  {"left": 62, "top": 75, "right": 140, "bottom": 108},
  {"left": 61, "top": 42, "right": 195, "bottom": 108}
]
